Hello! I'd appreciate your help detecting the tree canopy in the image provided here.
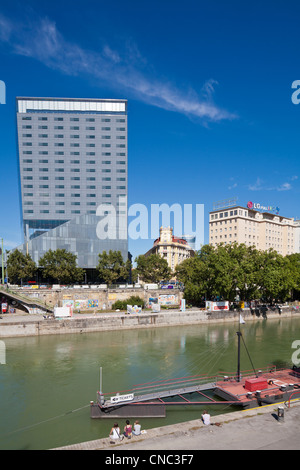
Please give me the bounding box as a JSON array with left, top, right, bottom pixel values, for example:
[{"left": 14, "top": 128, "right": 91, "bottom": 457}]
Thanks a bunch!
[
  {"left": 7, "top": 249, "right": 37, "bottom": 284},
  {"left": 97, "top": 250, "right": 130, "bottom": 285},
  {"left": 135, "top": 253, "right": 172, "bottom": 283},
  {"left": 39, "top": 249, "right": 85, "bottom": 284},
  {"left": 175, "top": 243, "right": 299, "bottom": 305}
]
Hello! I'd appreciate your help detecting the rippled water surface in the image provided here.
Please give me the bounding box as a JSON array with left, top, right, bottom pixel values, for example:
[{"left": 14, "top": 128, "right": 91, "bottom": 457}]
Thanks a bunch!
[{"left": 1, "top": 316, "right": 299, "bottom": 449}]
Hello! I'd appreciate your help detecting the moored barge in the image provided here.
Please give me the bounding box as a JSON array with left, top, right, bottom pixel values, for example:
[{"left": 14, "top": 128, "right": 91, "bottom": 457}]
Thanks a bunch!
[{"left": 90, "top": 320, "right": 300, "bottom": 418}]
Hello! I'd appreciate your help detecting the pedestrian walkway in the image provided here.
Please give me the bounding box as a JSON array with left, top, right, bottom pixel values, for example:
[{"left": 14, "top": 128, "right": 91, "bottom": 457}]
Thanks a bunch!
[{"left": 53, "top": 400, "right": 300, "bottom": 450}]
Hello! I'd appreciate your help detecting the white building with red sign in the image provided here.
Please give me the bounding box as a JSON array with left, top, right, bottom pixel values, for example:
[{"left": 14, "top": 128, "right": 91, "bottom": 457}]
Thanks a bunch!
[{"left": 209, "top": 204, "right": 296, "bottom": 256}]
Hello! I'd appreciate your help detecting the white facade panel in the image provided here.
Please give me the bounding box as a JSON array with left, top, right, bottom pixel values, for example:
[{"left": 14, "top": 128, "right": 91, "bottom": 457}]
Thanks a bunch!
[{"left": 18, "top": 98, "right": 126, "bottom": 113}]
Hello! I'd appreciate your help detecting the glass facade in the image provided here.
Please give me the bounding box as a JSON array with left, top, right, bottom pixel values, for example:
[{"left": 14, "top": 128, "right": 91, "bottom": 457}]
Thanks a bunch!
[{"left": 16, "top": 97, "right": 128, "bottom": 268}]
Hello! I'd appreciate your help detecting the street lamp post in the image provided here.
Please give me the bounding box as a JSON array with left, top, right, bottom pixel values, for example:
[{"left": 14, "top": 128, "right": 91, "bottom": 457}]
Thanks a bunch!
[{"left": 1, "top": 238, "right": 4, "bottom": 285}]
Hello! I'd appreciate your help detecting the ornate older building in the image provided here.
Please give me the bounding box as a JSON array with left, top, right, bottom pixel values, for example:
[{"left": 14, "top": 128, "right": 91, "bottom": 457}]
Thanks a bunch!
[{"left": 145, "top": 227, "right": 194, "bottom": 272}]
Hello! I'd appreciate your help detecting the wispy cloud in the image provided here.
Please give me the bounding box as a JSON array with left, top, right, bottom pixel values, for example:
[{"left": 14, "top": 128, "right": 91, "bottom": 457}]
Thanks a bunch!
[
  {"left": 248, "top": 177, "right": 294, "bottom": 192},
  {"left": 0, "top": 13, "right": 237, "bottom": 123},
  {"left": 248, "top": 177, "right": 264, "bottom": 191},
  {"left": 276, "top": 182, "right": 292, "bottom": 191}
]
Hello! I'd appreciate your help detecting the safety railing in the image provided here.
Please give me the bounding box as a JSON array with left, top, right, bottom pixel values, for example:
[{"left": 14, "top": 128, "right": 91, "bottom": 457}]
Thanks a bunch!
[{"left": 287, "top": 390, "right": 300, "bottom": 408}]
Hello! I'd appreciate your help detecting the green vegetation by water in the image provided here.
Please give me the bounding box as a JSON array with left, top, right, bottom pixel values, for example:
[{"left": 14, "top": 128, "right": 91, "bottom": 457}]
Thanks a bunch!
[{"left": 0, "top": 316, "right": 299, "bottom": 450}]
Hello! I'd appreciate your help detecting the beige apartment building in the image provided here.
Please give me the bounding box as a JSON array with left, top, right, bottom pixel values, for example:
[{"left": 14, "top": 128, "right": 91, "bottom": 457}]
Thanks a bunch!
[
  {"left": 145, "top": 227, "right": 194, "bottom": 272},
  {"left": 209, "top": 205, "right": 296, "bottom": 256}
]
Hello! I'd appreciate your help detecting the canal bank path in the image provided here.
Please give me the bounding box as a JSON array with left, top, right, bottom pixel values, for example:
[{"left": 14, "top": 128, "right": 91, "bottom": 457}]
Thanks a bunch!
[{"left": 53, "top": 401, "right": 300, "bottom": 451}]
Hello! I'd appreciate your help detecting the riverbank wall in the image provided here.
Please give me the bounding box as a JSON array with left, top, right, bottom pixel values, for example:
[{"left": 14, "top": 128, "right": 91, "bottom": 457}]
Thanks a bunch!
[
  {"left": 0, "top": 305, "right": 299, "bottom": 338},
  {"left": 4, "top": 286, "right": 183, "bottom": 313}
]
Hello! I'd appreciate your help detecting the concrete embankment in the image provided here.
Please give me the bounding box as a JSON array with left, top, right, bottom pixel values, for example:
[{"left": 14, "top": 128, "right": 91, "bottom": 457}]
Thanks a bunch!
[
  {"left": 53, "top": 400, "right": 300, "bottom": 450},
  {"left": 0, "top": 307, "right": 299, "bottom": 338}
]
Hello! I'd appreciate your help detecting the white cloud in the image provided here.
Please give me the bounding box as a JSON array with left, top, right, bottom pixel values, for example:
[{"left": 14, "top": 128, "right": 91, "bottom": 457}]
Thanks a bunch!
[
  {"left": 0, "top": 14, "right": 237, "bottom": 123},
  {"left": 277, "top": 182, "right": 291, "bottom": 191},
  {"left": 248, "top": 177, "right": 263, "bottom": 191},
  {"left": 248, "top": 177, "right": 293, "bottom": 192}
]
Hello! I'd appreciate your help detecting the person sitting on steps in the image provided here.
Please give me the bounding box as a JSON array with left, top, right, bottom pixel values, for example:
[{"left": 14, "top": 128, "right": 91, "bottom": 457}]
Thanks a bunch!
[
  {"left": 132, "top": 420, "right": 141, "bottom": 436},
  {"left": 109, "top": 422, "right": 123, "bottom": 443},
  {"left": 123, "top": 419, "right": 132, "bottom": 438}
]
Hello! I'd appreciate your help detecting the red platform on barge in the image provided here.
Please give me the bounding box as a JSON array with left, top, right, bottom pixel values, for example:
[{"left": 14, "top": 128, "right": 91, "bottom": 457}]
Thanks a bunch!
[{"left": 215, "top": 368, "right": 300, "bottom": 408}]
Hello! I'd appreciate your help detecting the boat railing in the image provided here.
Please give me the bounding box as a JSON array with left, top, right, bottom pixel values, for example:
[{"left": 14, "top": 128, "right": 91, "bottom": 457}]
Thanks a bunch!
[
  {"left": 98, "top": 373, "right": 217, "bottom": 401},
  {"left": 291, "top": 369, "right": 300, "bottom": 379},
  {"left": 287, "top": 390, "right": 300, "bottom": 408},
  {"left": 215, "top": 364, "right": 278, "bottom": 382}
]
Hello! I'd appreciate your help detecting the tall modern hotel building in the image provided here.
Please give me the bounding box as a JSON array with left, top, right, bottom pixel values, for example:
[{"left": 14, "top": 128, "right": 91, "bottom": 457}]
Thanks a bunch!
[{"left": 16, "top": 97, "right": 128, "bottom": 271}]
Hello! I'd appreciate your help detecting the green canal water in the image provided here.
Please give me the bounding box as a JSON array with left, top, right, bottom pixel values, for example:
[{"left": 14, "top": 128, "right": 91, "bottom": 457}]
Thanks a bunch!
[{"left": 0, "top": 316, "right": 299, "bottom": 450}]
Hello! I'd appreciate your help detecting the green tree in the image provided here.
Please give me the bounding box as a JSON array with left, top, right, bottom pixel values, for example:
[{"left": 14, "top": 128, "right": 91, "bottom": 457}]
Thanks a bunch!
[
  {"left": 258, "top": 249, "right": 294, "bottom": 302},
  {"left": 135, "top": 254, "right": 172, "bottom": 283},
  {"left": 221, "top": 243, "right": 262, "bottom": 301},
  {"left": 7, "top": 249, "right": 37, "bottom": 284},
  {"left": 97, "top": 250, "right": 129, "bottom": 285},
  {"left": 176, "top": 243, "right": 296, "bottom": 306},
  {"left": 286, "top": 253, "right": 300, "bottom": 300},
  {"left": 39, "top": 249, "right": 85, "bottom": 284}
]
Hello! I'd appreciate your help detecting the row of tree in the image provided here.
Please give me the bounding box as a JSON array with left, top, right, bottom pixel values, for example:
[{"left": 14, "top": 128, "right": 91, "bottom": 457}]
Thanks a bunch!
[
  {"left": 6, "top": 244, "right": 300, "bottom": 304},
  {"left": 6, "top": 248, "right": 171, "bottom": 285},
  {"left": 175, "top": 243, "right": 300, "bottom": 304}
]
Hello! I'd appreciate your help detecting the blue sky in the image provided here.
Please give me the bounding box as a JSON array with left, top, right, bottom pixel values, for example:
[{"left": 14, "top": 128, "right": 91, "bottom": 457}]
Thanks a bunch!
[{"left": 0, "top": 0, "right": 299, "bottom": 260}]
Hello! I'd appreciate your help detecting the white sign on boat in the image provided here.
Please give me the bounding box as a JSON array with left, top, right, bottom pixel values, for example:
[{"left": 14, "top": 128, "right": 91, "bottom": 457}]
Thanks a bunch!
[{"left": 110, "top": 393, "right": 135, "bottom": 404}]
